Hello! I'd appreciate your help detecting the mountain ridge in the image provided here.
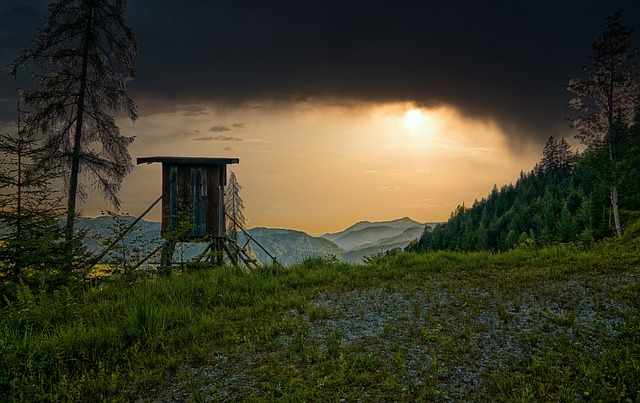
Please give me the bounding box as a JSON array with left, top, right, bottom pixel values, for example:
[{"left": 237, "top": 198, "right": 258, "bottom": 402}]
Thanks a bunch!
[
  {"left": 322, "top": 217, "right": 422, "bottom": 240},
  {"left": 75, "top": 216, "right": 436, "bottom": 266}
]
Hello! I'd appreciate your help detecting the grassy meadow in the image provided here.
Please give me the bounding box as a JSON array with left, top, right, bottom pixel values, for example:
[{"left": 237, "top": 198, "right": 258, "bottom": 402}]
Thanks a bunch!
[{"left": 1, "top": 234, "right": 639, "bottom": 401}]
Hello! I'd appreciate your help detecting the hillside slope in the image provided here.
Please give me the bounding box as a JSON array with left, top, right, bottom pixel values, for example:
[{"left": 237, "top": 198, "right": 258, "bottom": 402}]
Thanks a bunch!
[
  {"left": 242, "top": 228, "right": 344, "bottom": 266},
  {"left": 323, "top": 217, "right": 422, "bottom": 243},
  {"left": 342, "top": 226, "right": 425, "bottom": 263},
  {"left": 322, "top": 217, "right": 435, "bottom": 259}
]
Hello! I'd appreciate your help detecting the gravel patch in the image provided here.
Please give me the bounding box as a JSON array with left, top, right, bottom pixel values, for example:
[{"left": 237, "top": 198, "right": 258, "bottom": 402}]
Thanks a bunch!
[
  {"left": 138, "top": 271, "right": 638, "bottom": 401},
  {"left": 296, "top": 272, "right": 638, "bottom": 400}
]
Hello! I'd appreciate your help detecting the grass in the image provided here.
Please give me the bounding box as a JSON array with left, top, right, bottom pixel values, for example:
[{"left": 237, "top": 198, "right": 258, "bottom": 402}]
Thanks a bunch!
[{"left": 1, "top": 242, "right": 639, "bottom": 402}]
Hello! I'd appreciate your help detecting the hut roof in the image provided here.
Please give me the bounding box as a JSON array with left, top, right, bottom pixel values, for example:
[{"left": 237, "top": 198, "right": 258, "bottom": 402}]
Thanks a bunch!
[{"left": 137, "top": 156, "right": 239, "bottom": 165}]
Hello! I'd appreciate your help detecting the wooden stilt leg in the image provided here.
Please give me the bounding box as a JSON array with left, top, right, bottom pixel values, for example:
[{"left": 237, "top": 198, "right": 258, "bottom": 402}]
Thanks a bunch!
[{"left": 160, "top": 240, "right": 176, "bottom": 275}]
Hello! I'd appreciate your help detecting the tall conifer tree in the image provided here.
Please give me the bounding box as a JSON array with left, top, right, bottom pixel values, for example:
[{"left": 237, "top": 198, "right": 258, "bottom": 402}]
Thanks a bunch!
[
  {"left": 10, "top": 0, "right": 138, "bottom": 247},
  {"left": 541, "top": 136, "right": 559, "bottom": 172},
  {"left": 567, "top": 11, "right": 639, "bottom": 236},
  {"left": 225, "top": 171, "right": 246, "bottom": 242},
  {"left": 0, "top": 106, "right": 67, "bottom": 282}
]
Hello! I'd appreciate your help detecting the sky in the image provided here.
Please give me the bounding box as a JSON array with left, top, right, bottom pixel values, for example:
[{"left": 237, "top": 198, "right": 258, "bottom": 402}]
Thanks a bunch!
[{"left": 1, "top": 1, "right": 640, "bottom": 235}]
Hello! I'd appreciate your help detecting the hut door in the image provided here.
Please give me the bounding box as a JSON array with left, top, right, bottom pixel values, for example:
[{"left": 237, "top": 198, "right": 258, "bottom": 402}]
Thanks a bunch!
[
  {"left": 190, "top": 167, "right": 207, "bottom": 237},
  {"left": 168, "top": 165, "right": 178, "bottom": 232}
]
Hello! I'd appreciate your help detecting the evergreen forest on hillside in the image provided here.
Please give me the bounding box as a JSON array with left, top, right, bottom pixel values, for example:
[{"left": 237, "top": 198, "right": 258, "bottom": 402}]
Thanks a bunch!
[{"left": 408, "top": 124, "right": 640, "bottom": 252}]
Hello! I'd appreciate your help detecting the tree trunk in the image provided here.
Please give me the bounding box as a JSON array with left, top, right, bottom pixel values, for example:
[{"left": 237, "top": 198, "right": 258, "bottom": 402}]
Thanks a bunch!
[
  {"left": 607, "top": 112, "right": 623, "bottom": 238},
  {"left": 610, "top": 184, "right": 623, "bottom": 237},
  {"left": 64, "top": 10, "right": 92, "bottom": 246},
  {"left": 15, "top": 111, "right": 23, "bottom": 279},
  {"left": 64, "top": 10, "right": 93, "bottom": 270}
]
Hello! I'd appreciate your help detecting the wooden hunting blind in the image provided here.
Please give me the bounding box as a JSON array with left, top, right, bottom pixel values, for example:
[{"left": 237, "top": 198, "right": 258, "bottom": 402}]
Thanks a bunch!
[
  {"left": 137, "top": 156, "right": 239, "bottom": 240},
  {"left": 89, "top": 155, "right": 270, "bottom": 271}
]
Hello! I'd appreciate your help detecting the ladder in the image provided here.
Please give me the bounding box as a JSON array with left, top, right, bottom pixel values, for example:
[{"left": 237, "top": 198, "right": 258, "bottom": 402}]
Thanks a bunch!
[{"left": 221, "top": 234, "right": 261, "bottom": 271}]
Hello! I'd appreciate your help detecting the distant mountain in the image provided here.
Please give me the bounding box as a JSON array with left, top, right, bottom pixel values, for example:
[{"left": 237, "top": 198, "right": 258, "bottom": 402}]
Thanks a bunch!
[
  {"left": 323, "top": 217, "right": 422, "bottom": 242},
  {"left": 242, "top": 228, "right": 344, "bottom": 266},
  {"left": 76, "top": 217, "right": 345, "bottom": 266},
  {"left": 74, "top": 216, "right": 436, "bottom": 267},
  {"left": 322, "top": 217, "right": 428, "bottom": 251},
  {"left": 342, "top": 226, "right": 425, "bottom": 263},
  {"left": 77, "top": 216, "right": 163, "bottom": 255},
  {"left": 79, "top": 217, "right": 237, "bottom": 264},
  {"left": 330, "top": 225, "right": 405, "bottom": 251}
]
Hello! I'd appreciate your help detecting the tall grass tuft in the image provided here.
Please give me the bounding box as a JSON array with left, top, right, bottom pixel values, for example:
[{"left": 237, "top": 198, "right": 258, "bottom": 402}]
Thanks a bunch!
[{"left": 127, "top": 296, "right": 165, "bottom": 339}]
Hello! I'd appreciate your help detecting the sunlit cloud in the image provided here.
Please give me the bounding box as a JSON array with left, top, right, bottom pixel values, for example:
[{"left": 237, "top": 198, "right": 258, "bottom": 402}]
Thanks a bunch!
[
  {"left": 408, "top": 199, "right": 440, "bottom": 209},
  {"left": 253, "top": 202, "right": 287, "bottom": 210},
  {"left": 237, "top": 100, "right": 267, "bottom": 109},
  {"left": 377, "top": 186, "right": 401, "bottom": 191},
  {"left": 180, "top": 105, "right": 209, "bottom": 116},
  {"left": 238, "top": 148, "right": 276, "bottom": 153},
  {"left": 243, "top": 138, "right": 274, "bottom": 143},
  {"left": 194, "top": 135, "right": 243, "bottom": 142}
]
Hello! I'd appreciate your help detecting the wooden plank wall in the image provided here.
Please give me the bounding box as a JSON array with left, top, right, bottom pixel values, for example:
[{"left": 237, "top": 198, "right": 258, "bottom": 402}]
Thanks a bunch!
[
  {"left": 160, "top": 163, "right": 226, "bottom": 239},
  {"left": 206, "top": 164, "right": 222, "bottom": 237}
]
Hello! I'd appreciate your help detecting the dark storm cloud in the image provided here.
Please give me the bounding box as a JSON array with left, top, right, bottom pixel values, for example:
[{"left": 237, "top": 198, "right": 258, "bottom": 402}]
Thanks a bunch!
[
  {"left": 2, "top": 1, "right": 640, "bottom": 143},
  {"left": 124, "top": 0, "right": 640, "bottom": 143},
  {"left": 209, "top": 123, "right": 246, "bottom": 132},
  {"left": 2, "top": 5, "right": 39, "bottom": 18},
  {"left": 210, "top": 125, "right": 231, "bottom": 133},
  {"left": 0, "top": 1, "right": 48, "bottom": 125}
]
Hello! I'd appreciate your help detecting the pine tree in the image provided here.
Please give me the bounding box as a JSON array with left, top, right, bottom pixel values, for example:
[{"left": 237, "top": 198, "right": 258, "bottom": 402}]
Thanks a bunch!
[
  {"left": 0, "top": 107, "right": 70, "bottom": 285},
  {"left": 619, "top": 98, "right": 640, "bottom": 209},
  {"left": 567, "top": 11, "right": 639, "bottom": 236},
  {"left": 225, "top": 171, "right": 246, "bottom": 241},
  {"left": 557, "top": 137, "right": 573, "bottom": 171},
  {"left": 10, "top": 0, "right": 138, "bottom": 246},
  {"left": 542, "top": 136, "right": 573, "bottom": 173},
  {"left": 541, "top": 136, "right": 559, "bottom": 171}
]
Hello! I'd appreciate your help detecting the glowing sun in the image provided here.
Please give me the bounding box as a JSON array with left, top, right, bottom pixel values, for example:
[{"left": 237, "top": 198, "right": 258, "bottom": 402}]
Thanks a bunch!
[{"left": 404, "top": 108, "right": 426, "bottom": 133}]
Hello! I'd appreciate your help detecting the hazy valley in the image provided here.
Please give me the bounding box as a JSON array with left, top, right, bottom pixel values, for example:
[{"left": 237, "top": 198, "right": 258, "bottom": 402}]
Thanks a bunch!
[{"left": 78, "top": 216, "right": 438, "bottom": 266}]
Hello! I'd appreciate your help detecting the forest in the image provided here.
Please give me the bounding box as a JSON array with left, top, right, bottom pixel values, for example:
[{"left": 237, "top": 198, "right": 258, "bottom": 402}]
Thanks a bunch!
[{"left": 407, "top": 122, "right": 640, "bottom": 253}]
